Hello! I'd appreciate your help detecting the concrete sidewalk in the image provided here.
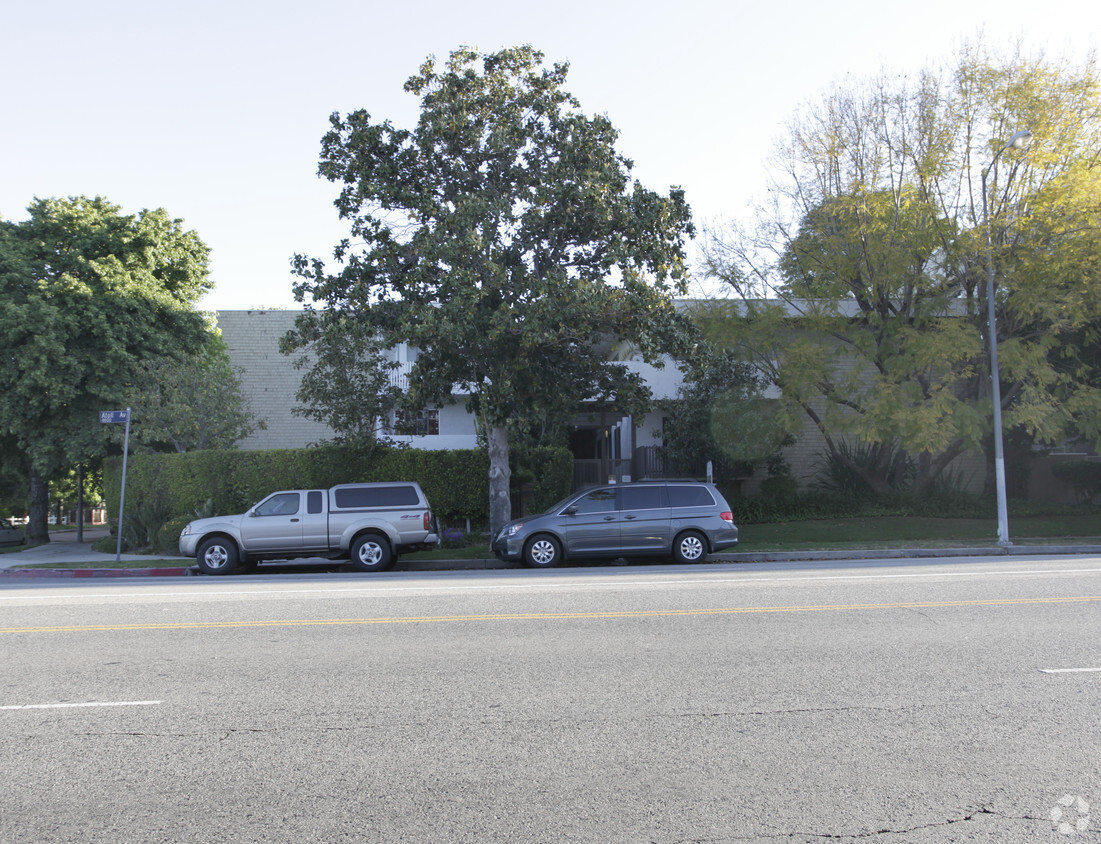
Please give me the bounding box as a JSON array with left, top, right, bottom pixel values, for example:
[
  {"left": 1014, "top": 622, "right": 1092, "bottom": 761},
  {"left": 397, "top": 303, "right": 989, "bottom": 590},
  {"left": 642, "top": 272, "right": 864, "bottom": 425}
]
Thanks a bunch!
[
  {"left": 0, "top": 527, "right": 194, "bottom": 578},
  {"left": 3, "top": 527, "right": 1101, "bottom": 579}
]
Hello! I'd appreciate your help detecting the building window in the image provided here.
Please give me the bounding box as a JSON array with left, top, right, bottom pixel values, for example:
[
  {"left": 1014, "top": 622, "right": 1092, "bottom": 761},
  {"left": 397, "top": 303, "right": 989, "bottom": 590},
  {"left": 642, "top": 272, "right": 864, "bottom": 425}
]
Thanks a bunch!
[{"left": 394, "top": 408, "right": 440, "bottom": 436}]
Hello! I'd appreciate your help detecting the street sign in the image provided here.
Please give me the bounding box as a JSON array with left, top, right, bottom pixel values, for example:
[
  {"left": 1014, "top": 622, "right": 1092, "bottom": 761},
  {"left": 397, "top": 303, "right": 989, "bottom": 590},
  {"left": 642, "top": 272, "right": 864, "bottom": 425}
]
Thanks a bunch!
[{"left": 99, "top": 410, "right": 130, "bottom": 424}]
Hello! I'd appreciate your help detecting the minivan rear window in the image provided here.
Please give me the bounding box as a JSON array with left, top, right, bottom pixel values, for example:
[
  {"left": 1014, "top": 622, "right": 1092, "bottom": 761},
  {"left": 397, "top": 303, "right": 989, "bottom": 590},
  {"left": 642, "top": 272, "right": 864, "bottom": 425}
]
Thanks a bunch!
[
  {"left": 667, "top": 485, "right": 716, "bottom": 508},
  {"left": 334, "top": 486, "right": 420, "bottom": 509}
]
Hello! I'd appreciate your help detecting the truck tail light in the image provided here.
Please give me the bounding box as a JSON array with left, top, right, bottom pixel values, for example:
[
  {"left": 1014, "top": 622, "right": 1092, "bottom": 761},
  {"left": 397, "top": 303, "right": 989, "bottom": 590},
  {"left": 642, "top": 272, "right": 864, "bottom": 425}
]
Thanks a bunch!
[{"left": 424, "top": 511, "right": 431, "bottom": 531}]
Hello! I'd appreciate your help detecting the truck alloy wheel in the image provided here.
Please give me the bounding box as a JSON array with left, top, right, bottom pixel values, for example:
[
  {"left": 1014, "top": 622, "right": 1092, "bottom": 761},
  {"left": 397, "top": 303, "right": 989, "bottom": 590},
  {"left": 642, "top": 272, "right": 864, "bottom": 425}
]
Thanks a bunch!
[
  {"left": 197, "top": 538, "right": 239, "bottom": 575},
  {"left": 351, "top": 535, "right": 393, "bottom": 572}
]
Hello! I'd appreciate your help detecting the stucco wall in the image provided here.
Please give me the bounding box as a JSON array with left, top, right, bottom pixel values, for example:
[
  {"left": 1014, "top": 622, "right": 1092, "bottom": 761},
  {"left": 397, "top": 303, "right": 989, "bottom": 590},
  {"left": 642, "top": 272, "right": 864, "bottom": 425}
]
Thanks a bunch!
[{"left": 748, "top": 337, "right": 986, "bottom": 495}]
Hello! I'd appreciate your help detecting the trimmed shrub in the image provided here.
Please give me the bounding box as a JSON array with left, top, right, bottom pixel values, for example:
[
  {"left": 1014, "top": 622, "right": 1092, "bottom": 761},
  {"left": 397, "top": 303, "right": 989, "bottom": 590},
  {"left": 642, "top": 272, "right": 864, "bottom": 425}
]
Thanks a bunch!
[
  {"left": 1050, "top": 459, "right": 1101, "bottom": 505},
  {"left": 157, "top": 515, "right": 192, "bottom": 554},
  {"left": 104, "top": 445, "right": 491, "bottom": 543},
  {"left": 527, "top": 446, "right": 574, "bottom": 513}
]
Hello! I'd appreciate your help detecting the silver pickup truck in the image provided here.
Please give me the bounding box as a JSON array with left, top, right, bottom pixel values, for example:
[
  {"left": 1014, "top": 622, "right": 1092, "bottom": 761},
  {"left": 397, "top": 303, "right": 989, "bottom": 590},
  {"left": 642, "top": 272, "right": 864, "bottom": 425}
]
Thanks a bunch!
[{"left": 179, "top": 482, "right": 438, "bottom": 575}]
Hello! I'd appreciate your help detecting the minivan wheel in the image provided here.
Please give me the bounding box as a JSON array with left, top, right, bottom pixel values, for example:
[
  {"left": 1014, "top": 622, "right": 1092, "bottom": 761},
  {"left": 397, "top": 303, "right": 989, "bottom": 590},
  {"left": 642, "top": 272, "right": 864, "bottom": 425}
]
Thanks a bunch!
[
  {"left": 197, "top": 537, "right": 239, "bottom": 575},
  {"left": 524, "top": 535, "right": 561, "bottom": 568},
  {"left": 351, "top": 535, "right": 393, "bottom": 572},
  {"left": 673, "top": 530, "right": 707, "bottom": 564}
]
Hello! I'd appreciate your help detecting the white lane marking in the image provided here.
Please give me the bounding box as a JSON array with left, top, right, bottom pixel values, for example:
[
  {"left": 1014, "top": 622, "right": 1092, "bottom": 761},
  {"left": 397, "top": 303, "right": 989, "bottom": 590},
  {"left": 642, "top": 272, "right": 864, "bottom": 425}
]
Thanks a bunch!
[
  {"left": 1039, "top": 668, "right": 1101, "bottom": 674},
  {"left": 3, "top": 566, "right": 1101, "bottom": 602},
  {"left": 0, "top": 700, "right": 162, "bottom": 710}
]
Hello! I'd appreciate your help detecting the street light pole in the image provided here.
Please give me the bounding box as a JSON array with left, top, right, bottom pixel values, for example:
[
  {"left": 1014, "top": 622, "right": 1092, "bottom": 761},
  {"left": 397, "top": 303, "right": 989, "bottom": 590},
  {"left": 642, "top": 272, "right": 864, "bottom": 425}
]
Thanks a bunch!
[{"left": 981, "top": 129, "right": 1032, "bottom": 548}]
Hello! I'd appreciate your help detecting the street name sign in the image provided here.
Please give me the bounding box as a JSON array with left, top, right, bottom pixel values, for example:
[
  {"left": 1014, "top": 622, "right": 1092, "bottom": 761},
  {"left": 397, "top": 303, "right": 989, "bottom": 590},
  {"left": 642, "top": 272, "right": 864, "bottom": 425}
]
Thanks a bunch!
[{"left": 98, "top": 408, "right": 132, "bottom": 561}]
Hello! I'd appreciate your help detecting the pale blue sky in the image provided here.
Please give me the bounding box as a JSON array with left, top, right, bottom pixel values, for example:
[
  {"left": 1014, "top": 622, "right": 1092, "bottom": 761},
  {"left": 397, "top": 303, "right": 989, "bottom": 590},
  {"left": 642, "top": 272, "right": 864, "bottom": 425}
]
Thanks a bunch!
[{"left": 2, "top": 0, "right": 1097, "bottom": 310}]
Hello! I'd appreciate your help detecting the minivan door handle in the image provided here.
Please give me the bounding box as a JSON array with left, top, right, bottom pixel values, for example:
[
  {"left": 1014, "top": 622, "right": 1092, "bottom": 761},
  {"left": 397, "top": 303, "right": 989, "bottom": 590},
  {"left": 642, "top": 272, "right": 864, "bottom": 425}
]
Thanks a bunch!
[
  {"left": 603, "top": 516, "right": 615, "bottom": 521},
  {"left": 624, "top": 515, "right": 637, "bottom": 520}
]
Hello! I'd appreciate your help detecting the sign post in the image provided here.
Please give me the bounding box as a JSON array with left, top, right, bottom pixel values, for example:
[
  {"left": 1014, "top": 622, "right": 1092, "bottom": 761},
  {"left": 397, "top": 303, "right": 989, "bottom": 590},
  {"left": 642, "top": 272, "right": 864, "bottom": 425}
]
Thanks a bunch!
[{"left": 99, "top": 409, "right": 131, "bottom": 563}]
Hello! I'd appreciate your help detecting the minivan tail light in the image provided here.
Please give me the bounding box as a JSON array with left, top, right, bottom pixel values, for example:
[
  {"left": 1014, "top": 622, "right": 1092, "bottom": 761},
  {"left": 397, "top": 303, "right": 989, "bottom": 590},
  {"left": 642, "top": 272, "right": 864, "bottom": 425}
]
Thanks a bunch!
[{"left": 721, "top": 511, "right": 734, "bottom": 523}]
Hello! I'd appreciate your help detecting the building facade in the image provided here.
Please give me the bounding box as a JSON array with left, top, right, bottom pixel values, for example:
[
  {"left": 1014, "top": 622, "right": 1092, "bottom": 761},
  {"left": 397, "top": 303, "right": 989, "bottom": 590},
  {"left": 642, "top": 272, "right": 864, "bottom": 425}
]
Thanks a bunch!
[
  {"left": 219, "top": 309, "right": 1039, "bottom": 499},
  {"left": 216, "top": 310, "right": 678, "bottom": 485}
]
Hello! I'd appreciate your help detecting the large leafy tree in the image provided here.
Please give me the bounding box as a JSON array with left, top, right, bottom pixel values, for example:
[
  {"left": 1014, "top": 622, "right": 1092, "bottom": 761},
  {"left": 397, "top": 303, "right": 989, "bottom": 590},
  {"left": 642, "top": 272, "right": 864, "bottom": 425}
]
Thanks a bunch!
[
  {"left": 0, "top": 196, "right": 211, "bottom": 542},
  {"left": 281, "top": 311, "right": 401, "bottom": 446},
  {"left": 701, "top": 43, "right": 1101, "bottom": 495},
  {"left": 659, "top": 345, "right": 791, "bottom": 481},
  {"left": 290, "top": 46, "right": 696, "bottom": 533},
  {"left": 131, "top": 333, "right": 262, "bottom": 453}
]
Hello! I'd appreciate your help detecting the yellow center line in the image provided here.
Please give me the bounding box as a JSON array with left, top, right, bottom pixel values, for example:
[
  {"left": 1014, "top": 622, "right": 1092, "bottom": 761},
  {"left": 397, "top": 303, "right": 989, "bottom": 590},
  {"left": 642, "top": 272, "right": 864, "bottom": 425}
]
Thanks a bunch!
[{"left": 2, "top": 595, "right": 1100, "bottom": 634}]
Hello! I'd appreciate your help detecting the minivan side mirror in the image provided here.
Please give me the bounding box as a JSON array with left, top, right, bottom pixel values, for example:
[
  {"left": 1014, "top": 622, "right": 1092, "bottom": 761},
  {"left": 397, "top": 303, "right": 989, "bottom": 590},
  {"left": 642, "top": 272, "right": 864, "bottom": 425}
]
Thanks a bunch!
[{"left": 563, "top": 504, "right": 578, "bottom": 516}]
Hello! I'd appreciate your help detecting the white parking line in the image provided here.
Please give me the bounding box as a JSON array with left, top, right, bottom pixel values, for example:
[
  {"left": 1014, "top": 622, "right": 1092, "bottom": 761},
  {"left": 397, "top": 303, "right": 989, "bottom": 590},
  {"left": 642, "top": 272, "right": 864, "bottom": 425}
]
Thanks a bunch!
[
  {"left": 0, "top": 700, "right": 162, "bottom": 710},
  {"left": 1039, "top": 668, "right": 1101, "bottom": 674}
]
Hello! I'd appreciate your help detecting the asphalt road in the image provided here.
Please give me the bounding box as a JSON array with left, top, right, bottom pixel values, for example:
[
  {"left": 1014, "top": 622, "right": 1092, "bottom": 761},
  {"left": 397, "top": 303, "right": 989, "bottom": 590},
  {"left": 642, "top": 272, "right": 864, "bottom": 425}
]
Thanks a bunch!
[{"left": 2, "top": 556, "right": 1100, "bottom": 843}]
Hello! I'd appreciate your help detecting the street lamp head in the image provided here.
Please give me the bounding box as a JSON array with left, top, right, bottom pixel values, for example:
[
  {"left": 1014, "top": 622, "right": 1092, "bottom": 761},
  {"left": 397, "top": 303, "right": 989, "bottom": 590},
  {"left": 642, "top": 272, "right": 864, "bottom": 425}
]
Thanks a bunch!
[{"left": 984, "top": 130, "right": 1035, "bottom": 178}]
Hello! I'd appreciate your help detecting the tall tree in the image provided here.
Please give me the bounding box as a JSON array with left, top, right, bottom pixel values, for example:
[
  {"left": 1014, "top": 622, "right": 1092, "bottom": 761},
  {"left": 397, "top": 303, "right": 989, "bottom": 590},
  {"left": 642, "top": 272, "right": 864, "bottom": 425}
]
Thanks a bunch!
[
  {"left": 701, "top": 42, "right": 1101, "bottom": 495},
  {"left": 131, "top": 332, "right": 262, "bottom": 452},
  {"left": 659, "top": 344, "right": 792, "bottom": 481},
  {"left": 0, "top": 196, "right": 211, "bottom": 542},
  {"left": 290, "top": 46, "right": 696, "bottom": 533},
  {"left": 281, "top": 310, "right": 401, "bottom": 445}
]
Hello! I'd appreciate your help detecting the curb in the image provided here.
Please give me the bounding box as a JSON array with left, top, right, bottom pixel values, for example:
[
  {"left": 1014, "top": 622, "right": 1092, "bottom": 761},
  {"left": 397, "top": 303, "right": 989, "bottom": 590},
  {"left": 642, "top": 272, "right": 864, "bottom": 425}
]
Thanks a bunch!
[
  {"left": 1, "top": 567, "right": 192, "bottom": 579},
  {"left": 709, "top": 544, "right": 1101, "bottom": 563}
]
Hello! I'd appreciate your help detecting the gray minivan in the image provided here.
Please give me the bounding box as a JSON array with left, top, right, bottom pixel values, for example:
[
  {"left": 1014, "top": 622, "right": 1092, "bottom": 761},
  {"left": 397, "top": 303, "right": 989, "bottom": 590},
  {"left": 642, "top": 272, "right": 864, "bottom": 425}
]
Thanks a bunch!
[{"left": 492, "top": 481, "right": 738, "bottom": 567}]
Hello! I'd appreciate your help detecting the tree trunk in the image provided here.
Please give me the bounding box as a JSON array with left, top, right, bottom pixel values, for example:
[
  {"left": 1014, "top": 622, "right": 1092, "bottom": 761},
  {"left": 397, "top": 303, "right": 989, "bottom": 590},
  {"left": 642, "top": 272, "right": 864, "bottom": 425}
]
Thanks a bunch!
[
  {"left": 487, "top": 425, "right": 512, "bottom": 537},
  {"left": 911, "top": 438, "right": 968, "bottom": 497},
  {"left": 27, "top": 465, "right": 50, "bottom": 545}
]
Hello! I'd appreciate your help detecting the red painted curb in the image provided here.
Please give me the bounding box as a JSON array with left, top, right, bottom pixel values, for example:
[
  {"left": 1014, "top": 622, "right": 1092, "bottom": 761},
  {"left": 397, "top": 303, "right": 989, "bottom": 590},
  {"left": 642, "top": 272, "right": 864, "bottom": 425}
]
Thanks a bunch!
[{"left": 1, "top": 567, "right": 190, "bottom": 579}]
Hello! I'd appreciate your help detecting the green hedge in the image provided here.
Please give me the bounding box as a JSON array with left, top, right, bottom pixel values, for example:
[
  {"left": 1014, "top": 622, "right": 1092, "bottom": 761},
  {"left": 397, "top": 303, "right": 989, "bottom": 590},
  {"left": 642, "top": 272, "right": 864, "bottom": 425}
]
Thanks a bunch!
[
  {"left": 722, "top": 488, "right": 1099, "bottom": 525},
  {"left": 104, "top": 444, "right": 490, "bottom": 527},
  {"left": 525, "top": 446, "right": 574, "bottom": 513}
]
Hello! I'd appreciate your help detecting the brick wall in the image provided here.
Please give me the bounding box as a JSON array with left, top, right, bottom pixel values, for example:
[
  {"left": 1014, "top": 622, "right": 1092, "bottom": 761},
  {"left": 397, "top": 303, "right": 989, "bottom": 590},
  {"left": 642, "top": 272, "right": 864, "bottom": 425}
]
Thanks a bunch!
[
  {"left": 216, "top": 310, "right": 480, "bottom": 451},
  {"left": 216, "top": 310, "right": 337, "bottom": 450}
]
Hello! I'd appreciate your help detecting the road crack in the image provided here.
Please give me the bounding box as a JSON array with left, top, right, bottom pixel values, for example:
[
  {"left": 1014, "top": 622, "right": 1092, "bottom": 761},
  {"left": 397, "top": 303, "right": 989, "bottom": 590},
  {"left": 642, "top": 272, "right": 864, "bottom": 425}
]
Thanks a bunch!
[
  {"left": 671, "top": 805, "right": 1052, "bottom": 841},
  {"left": 684, "top": 704, "right": 945, "bottom": 719}
]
